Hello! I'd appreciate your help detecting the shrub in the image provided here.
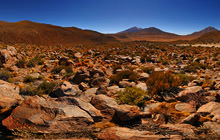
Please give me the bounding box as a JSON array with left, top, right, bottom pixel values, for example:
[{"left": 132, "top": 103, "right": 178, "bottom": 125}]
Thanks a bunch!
[
  {"left": 116, "top": 87, "right": 148, "bottom": 108},
  {"left": 16, "top": 59, "right": 26, "bottom": 68},
  {"left": 146, "top": 71, "right": 182, "bottom": 97},
  {"left": 20, "top": 81, "right": 57, "bottom": 96},
  {"left": 51, "top": 66, "right": 64, "bottom": 74},
  {"left": 184, "top": 62, "right": 212, "bottom": 73},
  {"left": 175, "top": 73, "right": 195, "bottom": 85},
  {"left": 27, "top": 59, "right": 35, "bottom": 68},
  {"left": 20, "top": 84, "right": 36, "bottom": 96},
  {"left": 63, "top": 66, "right": 74, "bottom": 78},
  {"left": 110, "top": 69, "right": 139, "bottom": 84},
  {"left": 23, "top": 75, "right": 38, "bottom": 83},
  {"left": 27, "top": 56, "right": 45, "bottom": 68},
  {"left": 36, "top": 81, "right": 56, "bottom": 95},
  {"left": 0, "top": 70, "right": 12, "bottom": 82}
]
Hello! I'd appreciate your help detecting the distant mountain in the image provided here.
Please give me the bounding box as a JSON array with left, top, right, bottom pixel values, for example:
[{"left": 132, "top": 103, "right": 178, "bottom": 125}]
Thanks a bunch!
[
  {"left": 114, "top": 27, "right": 179, "bottom": 42},
  {"left": 0, "top": 20, "right": 118, "bottom": 46},
  {"left": 119, "top": 26, "right": 143, "bottom": 33},
  {"left": 189, "top": 26, "right": 218, "bottom": 37},
  {"left": 0, "top": 21, "right": 218, "bottom": 45},
  {"left": 113, "top": 26, "right": 219, "bottom": 42},
  {"left": 191, "top": 31, "right": 220, "bottom": 44}
]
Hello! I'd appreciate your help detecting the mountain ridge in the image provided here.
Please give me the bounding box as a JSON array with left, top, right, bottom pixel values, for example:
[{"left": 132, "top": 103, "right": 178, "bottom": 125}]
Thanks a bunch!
[{"left": 0, "top": 20, "right": 219, "bottom": 45}]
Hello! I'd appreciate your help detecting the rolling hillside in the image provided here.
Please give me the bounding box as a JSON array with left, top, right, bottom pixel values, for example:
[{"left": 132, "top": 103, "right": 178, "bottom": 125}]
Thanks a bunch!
[
  {"left": 0, "top": 20, "right": 118, "bottom": 46},
  {"left": 113, "top": 26, "right": 219, "bottom": 42}
]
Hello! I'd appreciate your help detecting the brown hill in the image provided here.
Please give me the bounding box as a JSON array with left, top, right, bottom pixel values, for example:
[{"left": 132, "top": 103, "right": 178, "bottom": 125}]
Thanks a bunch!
[
  {"left": 0, "top": 20, "right": 118, "bottom": 46},
  {"left": 190, "top": 31, "right": 220, "bottom": 44},
  {"left": 114, "top": 27, "right": 180, "bottom": 42},
  {"left": 113, "top": 26, "right": 219, "bottom": 42}
]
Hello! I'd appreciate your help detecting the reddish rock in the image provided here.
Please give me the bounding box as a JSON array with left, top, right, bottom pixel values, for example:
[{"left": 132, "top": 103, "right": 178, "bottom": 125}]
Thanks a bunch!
[
  {"left": 91, "top": 94, "right": 140, "bottom": 122},
  {"left": 175, "top": 102, "right": 196, "bottom": 113},
  {"left": 160, "top": 123, "right": 195, "bottom": 136},
  {"left": 2, "top": 96, "right": 94, "bottom": 133},
  {"left": 178, "top": 86, "right": 202, "bottom": 97},
  {"left": 197, "top": 102, "right": 220, "bottom": 113},
  {"left": 0, "top": 80, "right": 23, "bottom": 109},
  {"left": 97, "top": 126, "right": 166, "bottom": 140}
]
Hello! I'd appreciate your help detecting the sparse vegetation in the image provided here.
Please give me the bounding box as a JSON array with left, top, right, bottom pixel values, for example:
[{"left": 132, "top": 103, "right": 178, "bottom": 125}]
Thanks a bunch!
[
  {"left": 16, "top": 59, "right": 26, "bottom": 68},
  {"left": 175, "top": 73, "right": 195, "bottom": 85},
  {"left": 0, "top": 70, "right": 12, "bottom": 82},
  {"left": 23, "top": 75, "right": 38, "bottom": 83},
  {"left": 110, "top": 69, "right": 139, "bottom": 84},
  {"left": 184, "top": 62, "right": 212, "bottom": 73},
  {"left": 51, "top": 65, "right": 64, "bottom": 74},
  {"left": 146, "top": 71, "right": 182, "bottom": 97},
  {"left": 27, "top": 56, "right": 44, "bottom": 68},
  {"left": 20, "top": 81, "right": 57, "bottom": 96},
  {"left": 116, "top": 87, "right": 148, "bottom": 108}
]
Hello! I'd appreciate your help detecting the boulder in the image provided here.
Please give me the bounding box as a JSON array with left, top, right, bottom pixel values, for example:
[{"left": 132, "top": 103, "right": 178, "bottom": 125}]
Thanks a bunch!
[
  {"left": 71, "top": 69, "right": 90, "bottom": 84},
  {"left": 178, "top": 86, "right": 202, "bottom": 97},
  {"left": 80, "top": 88, "right": 98, "bottom": 102},
  {"left": 136, "top": 82, "right": 147, "bottom": 91},
  {"left": 29, "top": 73, "right": 40, "bottom": 79},
  {"left": 90, "top": 77, "right": 110, "bottom": 88},
  {"left": 0, "top": 46, "right": 18, "bottom": 68},
  {"left": 50, "top": 81, "right": 81, "bottom": 97},
  {"left": 97, "top": 126, "right": 166, "bottom": 140},
  {"left": 91, "top": 94, "right": 140, "bottom": 123},
  {"left": 141, "top": 103, "right": 161, "bottom": 117},
  {"left": 56, "top": 97, "right": 103, "bottom": 122},
  {"left": 0, "top": 80, "right": 23, "bottom": 109},
  {"left": 2, "top": 96, "right": 94, "bottom": 133},
  {"left": 197, "top": 102, "right": 220, "bottom": 113},
  {"left": 175, "top": 103, "right": 196, "bottom": 113},
  {"left": 160, "top": 123, "right": 195, "bottom": 136},
  {"left": 139, "top": 73, "right": 149, "bottom": 81},
  {"left": 203, "top": 121, "right": 220, "bottom": 134},
  {"left": 119, "top": 80, "right": 136, "bottom": 88},
  {"left": 107, "top": 85, "right": 124, "bottom": 96}
]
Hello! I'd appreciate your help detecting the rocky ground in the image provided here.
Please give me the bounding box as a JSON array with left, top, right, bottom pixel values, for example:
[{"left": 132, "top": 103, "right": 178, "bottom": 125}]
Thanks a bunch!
[{"left": 1, "top": 42, "right": 220, "bottom": 139}]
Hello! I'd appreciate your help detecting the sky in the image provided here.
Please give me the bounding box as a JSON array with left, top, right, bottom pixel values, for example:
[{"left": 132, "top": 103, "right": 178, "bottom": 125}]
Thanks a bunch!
[{"left": 0, "top": 0, "right": 220, "bottom": 35}]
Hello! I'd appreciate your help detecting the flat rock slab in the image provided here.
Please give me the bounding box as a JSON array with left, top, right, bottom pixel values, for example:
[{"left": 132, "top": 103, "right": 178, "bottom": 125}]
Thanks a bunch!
[
  {"left": 2, "top": 96, "right": 94, "bottom": 133},
  {"left": 97, "top": 126, "right": 167, "bottom": 140}
]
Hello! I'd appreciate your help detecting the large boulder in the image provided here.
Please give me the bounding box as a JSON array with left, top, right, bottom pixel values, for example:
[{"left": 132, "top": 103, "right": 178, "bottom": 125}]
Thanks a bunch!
[
  {"left": 175, "top": 102, "right": 196, "bottom": 113},
  {"left": 203, "top": 122, "right": 220, "bottom": 134},
  {"left": 2, "top": 96, "right": 94, "bottom": 133},
  {"left": 197, "top": 102, "right": 220, "bottom": 113},
  {"left": 178, "top": 86, "right": 202, "bottom": 97},
  {"left": 91, "top": 94, "right": 140, "bottom": 123},
  {"left": 79, "top": 88, "right": 98, "bottom": 102},
  {"left": 71, "top": 69, "right": 90, "bottom": 84},
  {"left": 160, "top": 123, "right": 196, "bottom": 136},
  {"left": 0, "top": 80, "right": 23, "bottom": 110},
  {"left": 0, "top": 46, "right": 18, "bottom": 68},
  {"left": 57, "top": 97, "right": 103, "bottom": 122},
  {"left": 197, "top": 102, "right": 220, "bottom": 122},
  {"left": 50, "top": 81, "right": 81, "bottom": 97},
  {"left": 97, "top": 126, "right": 167, "bottom": 140},
  {"left": 90, "top": 77, "right": 110, "bottom": 88}
]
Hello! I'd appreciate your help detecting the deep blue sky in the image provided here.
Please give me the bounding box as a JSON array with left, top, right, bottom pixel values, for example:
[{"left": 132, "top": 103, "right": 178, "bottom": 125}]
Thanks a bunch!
[{"left": 0, "top": 0, "right": 220, "bottom": 34}]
